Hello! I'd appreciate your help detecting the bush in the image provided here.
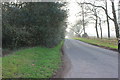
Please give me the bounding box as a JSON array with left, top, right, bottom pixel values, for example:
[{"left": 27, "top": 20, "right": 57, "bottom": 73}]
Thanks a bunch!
[
  {"left": 82, "top": 33, "right": 89, "bottom": 38},
  {"left": 2, "top": 2, "right": 67, "bottom": 49}
]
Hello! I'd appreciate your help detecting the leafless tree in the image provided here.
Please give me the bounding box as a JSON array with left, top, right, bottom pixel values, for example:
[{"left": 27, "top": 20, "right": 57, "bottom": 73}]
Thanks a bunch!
[
  {"left": 69, "top": 20, "right": 88, "bottom": 37},
  {"left": 98, "top": 16, "right": 103, "bottom": 39},
  {"left": 77, "top": 0, "right": 119, "bottom": 38},
  {"left": 77, "top": 2, "right": 92, "bottom": 36},
  {"left": 111, "top": 0, "right": 119, "bottom": 38}
]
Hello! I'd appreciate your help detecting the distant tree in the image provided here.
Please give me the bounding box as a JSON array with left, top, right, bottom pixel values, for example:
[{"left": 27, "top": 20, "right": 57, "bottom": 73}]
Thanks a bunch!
[
  {"left": 77, "top": 2, "right": 100, "bottom": 38},
  {"left": 88, "top": 8, "right": 100, "bottom": 38},
  {"left": 77, "top": 3, "right": 91, "bottom": 35},
  {"left": 70, "top": 21, "right": 83, "bottom": 37},
  {"left": 75, "top": 2, "right": 94, "bottom": 38},
  {"left": 81, "top": 3, "right": 86, "bottom": 34},
  {"left": 82, "top": 33, "right": 88, "bottom": 38},
  {"left": 94, "top": 9, "right": 99, "bottom": 38},
  {"left": 98, "top": 17, "right": 103, "bottom": 39}
]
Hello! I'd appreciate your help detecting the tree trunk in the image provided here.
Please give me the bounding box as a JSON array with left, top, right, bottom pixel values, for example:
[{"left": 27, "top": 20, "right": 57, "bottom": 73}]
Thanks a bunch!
[
  {"left": 95, "top": 11, "right": 99, "bottom": 38},
  {"left": 105, "top": 1, "right": 110, "bottom": 39},
  {"left": 81, "top": 4, "right": 86, "bottom": 34},
  {"left": 99, "top": 18, "right": 102, "bottom": 39},
  {"left": 111, "top": 1, "right": 119, "bottom": 38}
]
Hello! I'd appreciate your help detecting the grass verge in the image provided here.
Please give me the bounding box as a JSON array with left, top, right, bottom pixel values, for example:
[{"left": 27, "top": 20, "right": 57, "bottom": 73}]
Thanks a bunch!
[
  {"left": 75, "top": 38, "right": 118, "bottom": 50},
  {"left": 2, "top": 42, "right": 63, "bottom": 78}
]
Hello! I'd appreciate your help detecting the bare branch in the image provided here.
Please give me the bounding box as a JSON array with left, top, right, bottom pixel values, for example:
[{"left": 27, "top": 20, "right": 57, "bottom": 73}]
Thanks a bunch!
[{"left": 77, "top": 2, "right": 114, "bottom": 21}]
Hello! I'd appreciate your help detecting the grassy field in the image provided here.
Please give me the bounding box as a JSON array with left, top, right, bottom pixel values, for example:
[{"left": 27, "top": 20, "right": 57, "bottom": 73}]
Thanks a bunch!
[
  {"left": 75, "top": 38, "right": 118, "bottom": 49},
  {"left": 2, "top": 42, "right": 63, "bottom": 78}
]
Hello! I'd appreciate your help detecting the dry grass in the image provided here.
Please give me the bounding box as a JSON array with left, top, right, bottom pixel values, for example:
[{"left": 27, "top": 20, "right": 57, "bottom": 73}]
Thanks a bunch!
[{"left": 75, "top": 37, "right": 118, "bottom": 49}]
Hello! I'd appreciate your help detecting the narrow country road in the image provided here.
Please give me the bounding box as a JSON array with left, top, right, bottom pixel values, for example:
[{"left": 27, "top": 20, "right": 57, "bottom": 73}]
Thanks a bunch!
[{"left": 62, "top": 39, "right": 118, "bottom": 78}]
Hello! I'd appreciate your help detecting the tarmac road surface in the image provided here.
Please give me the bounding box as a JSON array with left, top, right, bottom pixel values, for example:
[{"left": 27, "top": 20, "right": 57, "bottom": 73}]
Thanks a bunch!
[{"left": 62, "top": 39, "right": 118, "bottom": 78}]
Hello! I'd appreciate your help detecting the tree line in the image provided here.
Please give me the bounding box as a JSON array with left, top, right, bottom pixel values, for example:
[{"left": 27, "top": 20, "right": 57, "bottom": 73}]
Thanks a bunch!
[
  {"left": 71, "top": 0, "right": 119, "bottom": 39},
  {"left": 2, "top": 2, "right": 67, "bottom": 49}
]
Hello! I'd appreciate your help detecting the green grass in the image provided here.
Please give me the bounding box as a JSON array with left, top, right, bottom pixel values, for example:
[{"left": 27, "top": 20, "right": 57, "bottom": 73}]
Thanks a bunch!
[
  {"left": 2, "top": 42, "right": 63, "bottom": 78},
  {"left": 75, "top": 38, "right": 118, "bottom": 49},
  {"left": 0, "top": 57, "right": 2, "bottom": 78}
]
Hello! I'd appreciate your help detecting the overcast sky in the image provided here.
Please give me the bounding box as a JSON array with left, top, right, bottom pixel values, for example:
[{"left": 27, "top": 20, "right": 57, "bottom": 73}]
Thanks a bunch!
[{"left": 66, "top": 0, "right": 119, "bottom": 38}]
